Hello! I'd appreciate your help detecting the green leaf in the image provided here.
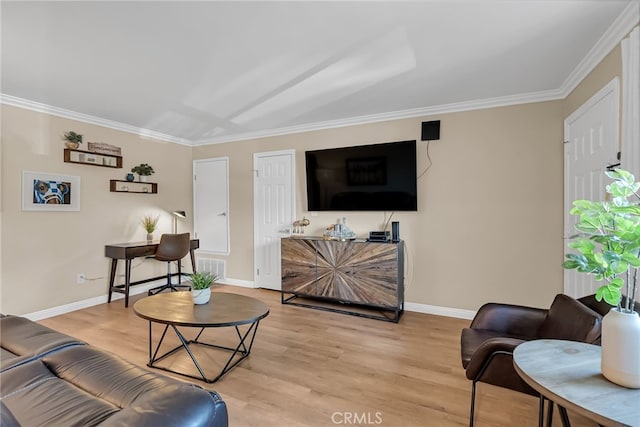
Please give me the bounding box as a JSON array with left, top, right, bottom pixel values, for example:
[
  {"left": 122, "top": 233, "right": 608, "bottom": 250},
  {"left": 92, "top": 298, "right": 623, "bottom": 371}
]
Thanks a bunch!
[
  {"left": 609, "top": 277, "right": 624, "bottom": 289},
  {"left": 606, "top": 169, "right": 635, "bottom": 184},
  {"left": 562, "top": 260, "right": 580, "bottom": 269},
  {"left": 568, "top": 239, "right": 595, "bottom": 254},
  {"left": 621, "top": 252, "right": 640, "bottom": 267},
  {"left": 596, "top": 286, "right": 622, "bottom": 306}
]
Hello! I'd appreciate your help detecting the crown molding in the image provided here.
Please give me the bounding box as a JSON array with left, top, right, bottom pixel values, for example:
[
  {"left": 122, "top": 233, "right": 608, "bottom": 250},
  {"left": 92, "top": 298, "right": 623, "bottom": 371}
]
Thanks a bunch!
[
  {"left": 3, "top": 3, "right": 637, "bottom": 148},
  {"left": 0, "top": 94, "right": 192, "bottom": 146},
  {"left": 560, "top": 1, "right": 640, "bottom": 97},
  {"left": 193, "top": 88, "right": 565, "bottom": 146}
]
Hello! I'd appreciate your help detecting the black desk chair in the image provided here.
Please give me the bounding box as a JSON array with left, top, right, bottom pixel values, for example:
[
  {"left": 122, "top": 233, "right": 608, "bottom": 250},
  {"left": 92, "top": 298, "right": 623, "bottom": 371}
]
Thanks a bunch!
[{"left": 148, "top": 233, "right": 191, "bottom": 296}]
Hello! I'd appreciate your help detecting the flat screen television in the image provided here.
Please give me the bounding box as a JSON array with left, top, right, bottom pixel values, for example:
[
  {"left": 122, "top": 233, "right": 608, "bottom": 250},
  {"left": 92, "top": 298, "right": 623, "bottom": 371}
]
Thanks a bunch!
[{"left": 305, "top": 140, "right": 417, "bottom": 211}]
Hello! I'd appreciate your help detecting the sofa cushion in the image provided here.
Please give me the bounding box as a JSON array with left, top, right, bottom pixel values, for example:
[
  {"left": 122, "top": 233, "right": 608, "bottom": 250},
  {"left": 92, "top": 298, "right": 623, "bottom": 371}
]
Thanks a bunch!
[
  {"left": 1, "top": 344, "right": 228, "bottom": 427},
  {"left": 537, "top": 294, "right": 602, "bottom": 343},
  {"left": 0, "top": 315, "right": 85, "bottom": 363},
  {"left": 0, "top": 358, "right": 119, "bottom": 426}
]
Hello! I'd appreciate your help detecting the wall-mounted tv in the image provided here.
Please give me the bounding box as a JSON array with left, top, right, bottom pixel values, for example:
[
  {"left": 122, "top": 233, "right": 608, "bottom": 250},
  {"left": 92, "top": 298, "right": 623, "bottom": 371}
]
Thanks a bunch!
[{"left": 305, "top": 140, "right": 417, "bottom": 211}]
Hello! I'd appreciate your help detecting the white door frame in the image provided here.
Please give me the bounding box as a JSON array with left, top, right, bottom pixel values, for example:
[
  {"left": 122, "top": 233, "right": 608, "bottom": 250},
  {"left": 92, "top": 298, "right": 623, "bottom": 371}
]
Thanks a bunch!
[{"left": 253, "top": 149, "right": 296, "bottom": 289}]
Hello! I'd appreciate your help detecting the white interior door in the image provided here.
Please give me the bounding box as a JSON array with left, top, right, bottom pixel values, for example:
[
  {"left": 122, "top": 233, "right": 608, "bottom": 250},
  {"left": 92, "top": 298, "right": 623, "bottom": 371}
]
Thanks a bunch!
[
  {"left": 193, "top": 157, "right": 229, "bottom": 254},
  {"left": 564, "top": 78, "right": 619, "bottom": 298},
  {"left": 254, "top": 150, "right": 295, "bottom": 290}
]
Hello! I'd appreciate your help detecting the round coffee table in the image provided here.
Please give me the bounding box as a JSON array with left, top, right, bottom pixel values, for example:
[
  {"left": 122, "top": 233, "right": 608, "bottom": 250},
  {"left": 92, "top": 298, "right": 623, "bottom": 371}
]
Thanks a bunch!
[{"left": 134, "top": 291, "right": 269, "bottom": 383}]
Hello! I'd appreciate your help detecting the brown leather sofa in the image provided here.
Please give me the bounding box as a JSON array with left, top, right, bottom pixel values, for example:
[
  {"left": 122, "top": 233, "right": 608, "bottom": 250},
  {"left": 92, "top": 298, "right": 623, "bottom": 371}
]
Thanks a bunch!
[
  {"left": 0, "top": 314, "right": 228, "bottom": 426},
  {"left": 460, "top": 294, "right": 602, "bottom": 426}
]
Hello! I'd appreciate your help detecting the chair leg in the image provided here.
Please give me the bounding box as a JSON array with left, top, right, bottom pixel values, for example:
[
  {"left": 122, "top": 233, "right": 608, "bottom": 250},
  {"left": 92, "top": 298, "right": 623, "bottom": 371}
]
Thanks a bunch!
[
  {"left": 469, "top": 381, "right": 477, "bottom": 427},
  {"left": 148, "top": 262, "right": 175, "bottom": 296},
  {"left": 558, "top": 405, "right": 571, "bottom": 427},
  {"left": 545, "top": 397, "right": 554, "bottom": 427}
]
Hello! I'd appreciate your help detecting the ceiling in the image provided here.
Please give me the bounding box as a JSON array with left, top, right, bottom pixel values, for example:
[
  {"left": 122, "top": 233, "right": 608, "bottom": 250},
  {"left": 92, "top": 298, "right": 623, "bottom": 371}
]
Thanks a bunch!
[{"left": 1, "top": 1, "right": 637, "bottom": 146}]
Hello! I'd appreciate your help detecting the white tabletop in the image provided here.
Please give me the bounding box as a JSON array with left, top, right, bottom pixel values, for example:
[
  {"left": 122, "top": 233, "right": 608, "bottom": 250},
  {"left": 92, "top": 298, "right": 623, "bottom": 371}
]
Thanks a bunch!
[{"left": 513, "top": 340, "right": 640, "bottom": 427}]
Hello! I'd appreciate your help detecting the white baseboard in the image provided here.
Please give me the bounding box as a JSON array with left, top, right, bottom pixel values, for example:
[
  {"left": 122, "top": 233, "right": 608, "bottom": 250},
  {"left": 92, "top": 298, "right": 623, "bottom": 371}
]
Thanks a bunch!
[
  {"left": 405, "top": 302, "right": 476, "bottom": 320},
  {"left": 25, "top": 278, "right": 476, "bottom": 322},
  {"left": 24, "top": 280, "right": 166, "bottom": 321},
  {"left": 220, "top": 278, "right": 255, "bottom": 288}
]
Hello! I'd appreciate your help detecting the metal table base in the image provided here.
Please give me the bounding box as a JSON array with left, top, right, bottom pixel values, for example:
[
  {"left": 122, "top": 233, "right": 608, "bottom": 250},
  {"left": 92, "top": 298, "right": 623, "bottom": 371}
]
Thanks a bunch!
[{"left": 146, "top": 320, "right": 262, "bottom": 383}]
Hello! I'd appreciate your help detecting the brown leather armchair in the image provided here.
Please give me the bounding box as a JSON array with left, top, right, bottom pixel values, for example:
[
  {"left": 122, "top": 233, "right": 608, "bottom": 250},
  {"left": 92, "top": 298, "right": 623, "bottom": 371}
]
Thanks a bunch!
[{"left": 461, "top": 294, "right": 602, "bottom": 427}]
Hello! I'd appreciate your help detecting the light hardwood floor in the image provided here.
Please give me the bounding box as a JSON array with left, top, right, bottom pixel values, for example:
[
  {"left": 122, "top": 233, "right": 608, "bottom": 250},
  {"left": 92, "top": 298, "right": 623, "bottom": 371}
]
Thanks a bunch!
[{"left": 39, "top": 285, "right": 597, "bottom": 427}]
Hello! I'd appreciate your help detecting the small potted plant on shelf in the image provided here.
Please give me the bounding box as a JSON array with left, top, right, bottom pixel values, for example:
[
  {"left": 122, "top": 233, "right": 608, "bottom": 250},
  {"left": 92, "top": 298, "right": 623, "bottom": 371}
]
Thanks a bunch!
[
  {"left": 189, "top": 271, "right": 217, "bottom": 304},
  {"left": 131, "top": 163, "right": 155, "bottom": 182},
  {"left": 141, "top": 214, "right": 159, "bottom": 243},
  {"left": 563, "top": 168, "right": 640, "bottom": 388},
  {"left": 63, "top": 131, "right": 83, "bottom": 149}
]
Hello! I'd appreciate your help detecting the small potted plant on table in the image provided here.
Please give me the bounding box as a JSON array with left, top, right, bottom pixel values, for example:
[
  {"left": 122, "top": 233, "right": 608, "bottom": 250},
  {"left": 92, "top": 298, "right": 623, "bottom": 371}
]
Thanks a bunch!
[
  {"left": 190, "top": 272, "right": 217, "bottom": 304},
  {"left": 141, "top": 214, "right": 159, "bottom": 243}
]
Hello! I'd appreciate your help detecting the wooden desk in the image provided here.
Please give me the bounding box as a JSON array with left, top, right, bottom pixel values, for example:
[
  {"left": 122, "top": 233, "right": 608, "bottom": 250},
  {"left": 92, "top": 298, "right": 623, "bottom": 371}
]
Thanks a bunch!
[
  {"left": 513, "top": 339, "right": 640, "bottom": 427},
  {"left": 105, "top": 239, "right": 199, "bottom": 307}
]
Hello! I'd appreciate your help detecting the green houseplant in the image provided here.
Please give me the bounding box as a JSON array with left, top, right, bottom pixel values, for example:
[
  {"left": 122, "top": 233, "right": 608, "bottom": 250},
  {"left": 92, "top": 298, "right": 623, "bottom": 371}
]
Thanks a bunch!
[
  {"left": 189, "top": 272, "right": 217, "bottom": 304},
  {"left": 63, "top": 131, "right": 83, "bottom": 149},
  {"left": 131, "top": 163, "right": 155, "bottom": 182},
  {"left": 563, "top": 168, "right": 640, "bottom": 388}
]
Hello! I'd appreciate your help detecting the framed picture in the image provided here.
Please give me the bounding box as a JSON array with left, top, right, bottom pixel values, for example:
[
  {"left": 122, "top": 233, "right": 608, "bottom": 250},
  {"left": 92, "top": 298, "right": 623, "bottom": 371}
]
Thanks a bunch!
[{"left": 22, "top": 171, "right": 81, "bottom": 211}]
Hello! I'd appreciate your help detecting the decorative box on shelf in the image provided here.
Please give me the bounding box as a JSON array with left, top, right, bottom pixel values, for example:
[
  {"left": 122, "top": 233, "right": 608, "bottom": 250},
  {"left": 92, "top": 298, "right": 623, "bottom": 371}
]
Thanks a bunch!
[
  {"left": 64, "top": 149, "right": 122, "bottom": 168},
  {"left": 87, "top": 142, "right": 122, "bottom": 156},
  {"left": 110, "top": 180, "right": 157, "bottom": 194}
]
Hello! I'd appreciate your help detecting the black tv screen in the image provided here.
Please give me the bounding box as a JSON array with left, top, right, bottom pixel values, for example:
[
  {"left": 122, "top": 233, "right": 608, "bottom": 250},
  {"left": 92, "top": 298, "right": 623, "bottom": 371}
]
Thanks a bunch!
[{"left": 305, "top": 140, "right": 417, "bottom": 211}]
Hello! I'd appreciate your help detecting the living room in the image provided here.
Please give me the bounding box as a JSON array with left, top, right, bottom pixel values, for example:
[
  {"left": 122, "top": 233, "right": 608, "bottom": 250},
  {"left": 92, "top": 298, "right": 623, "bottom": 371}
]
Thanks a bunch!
[{"left": 2, "top": 1, "right": 639, "bottom": 426}]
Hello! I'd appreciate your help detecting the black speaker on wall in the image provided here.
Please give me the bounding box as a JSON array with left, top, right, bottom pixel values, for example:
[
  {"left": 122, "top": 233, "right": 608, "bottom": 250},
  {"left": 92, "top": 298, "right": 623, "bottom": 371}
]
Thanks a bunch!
[
  {"left": 392, "top": 221, "right": 400, "bottom": 243},
  {"left": 421, "top": 120, "right": 441, "bottom": 141}
]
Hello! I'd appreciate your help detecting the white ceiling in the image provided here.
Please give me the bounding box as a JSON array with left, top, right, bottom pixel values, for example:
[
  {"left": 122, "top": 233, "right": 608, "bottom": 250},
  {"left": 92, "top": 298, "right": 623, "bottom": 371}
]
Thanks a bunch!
[{"left": 1, "top": 1, "right": 637, "bottom": 145}]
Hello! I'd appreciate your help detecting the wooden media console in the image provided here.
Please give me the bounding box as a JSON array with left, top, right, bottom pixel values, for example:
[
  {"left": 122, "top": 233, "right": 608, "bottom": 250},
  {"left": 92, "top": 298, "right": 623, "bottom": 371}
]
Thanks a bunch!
[{"left": 280, "top": 237, "right": 404, "bottom": 322}]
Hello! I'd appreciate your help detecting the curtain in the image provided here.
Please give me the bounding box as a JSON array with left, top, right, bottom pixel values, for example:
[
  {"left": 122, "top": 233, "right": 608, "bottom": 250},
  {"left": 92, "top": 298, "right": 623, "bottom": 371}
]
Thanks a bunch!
[{"left": 621, "top": 26, "right": 640, "bottom": 177}]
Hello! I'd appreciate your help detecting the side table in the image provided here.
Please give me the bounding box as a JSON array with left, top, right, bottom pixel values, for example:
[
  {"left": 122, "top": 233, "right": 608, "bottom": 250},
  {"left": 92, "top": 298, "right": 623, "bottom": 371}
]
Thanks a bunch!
[{"left": 513, "top": 339, "right": 640, "bottom": 427}]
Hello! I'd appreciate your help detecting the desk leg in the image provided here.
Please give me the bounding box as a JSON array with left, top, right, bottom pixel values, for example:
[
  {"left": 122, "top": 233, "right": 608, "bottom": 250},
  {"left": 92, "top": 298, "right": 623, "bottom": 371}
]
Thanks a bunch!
[
  {"left": 124, "top": 259, "right": 132, "bottom": 308},
  {"left": 190, "top": 249, "right": 197, "bottom": 274},
  {"left": 108, "top": 259, "right": 118, "bottom": 303}
]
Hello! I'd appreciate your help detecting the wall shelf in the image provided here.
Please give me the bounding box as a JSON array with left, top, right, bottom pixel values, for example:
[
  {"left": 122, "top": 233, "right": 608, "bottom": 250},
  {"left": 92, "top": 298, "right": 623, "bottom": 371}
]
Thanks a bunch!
[
  {"left": 64, "top": 149, "right": 122, "bottom": 168},
  {"left": 110, "top": 180, "right": 157, "bottom": 194}
]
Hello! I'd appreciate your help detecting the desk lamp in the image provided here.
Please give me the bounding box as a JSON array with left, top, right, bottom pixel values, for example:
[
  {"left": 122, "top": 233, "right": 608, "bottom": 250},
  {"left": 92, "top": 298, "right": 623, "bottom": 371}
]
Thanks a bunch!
[{"left": 172, "top": 210, "right": 186, "bottom": 234}]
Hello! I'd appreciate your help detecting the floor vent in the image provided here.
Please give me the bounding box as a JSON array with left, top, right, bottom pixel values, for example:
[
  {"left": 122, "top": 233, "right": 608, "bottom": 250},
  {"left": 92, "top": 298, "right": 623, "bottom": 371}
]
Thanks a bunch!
[{"left": 197, "top": 258, "right": 226, "bottom": 280}]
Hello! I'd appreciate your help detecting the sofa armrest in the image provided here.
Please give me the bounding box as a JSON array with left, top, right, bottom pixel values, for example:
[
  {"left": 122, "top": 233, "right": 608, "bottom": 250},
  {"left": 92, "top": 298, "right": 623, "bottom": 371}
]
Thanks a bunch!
[
  {"left": 470, "top": 303, "right": 547, "bottom": 338},
  {"left": 101, "top": 384, "right": 228, "bottom": 427}
]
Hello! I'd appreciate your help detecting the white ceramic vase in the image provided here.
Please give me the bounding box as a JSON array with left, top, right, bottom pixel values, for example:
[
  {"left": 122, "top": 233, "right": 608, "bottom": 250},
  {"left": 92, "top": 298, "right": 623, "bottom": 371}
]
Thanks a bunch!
[
  {"left": 191, "top": 288, "right": 211, "bottom": 305},
  {"left": 601, "top": 308, "right": 640, "bottom": 388}
]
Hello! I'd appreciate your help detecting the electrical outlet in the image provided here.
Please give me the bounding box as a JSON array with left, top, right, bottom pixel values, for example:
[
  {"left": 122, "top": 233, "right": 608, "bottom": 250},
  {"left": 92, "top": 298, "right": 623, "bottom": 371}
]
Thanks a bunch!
[{"left": 77, "top": 273, "right": 85, "bottom": 285}]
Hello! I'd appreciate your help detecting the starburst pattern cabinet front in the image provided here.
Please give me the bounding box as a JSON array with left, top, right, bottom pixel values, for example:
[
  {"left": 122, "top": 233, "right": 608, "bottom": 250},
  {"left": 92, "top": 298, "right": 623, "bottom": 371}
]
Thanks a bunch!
[{"left": 281, "top": 237, "right": 404, "bottom": 310}]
